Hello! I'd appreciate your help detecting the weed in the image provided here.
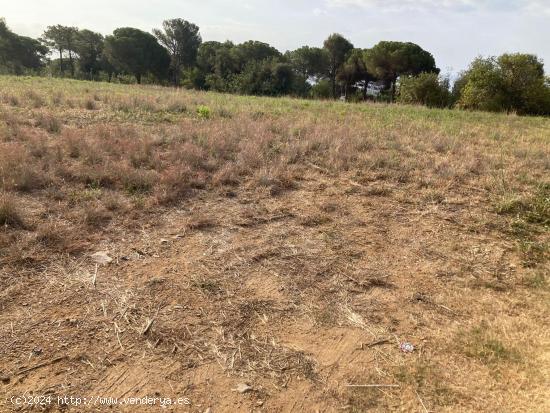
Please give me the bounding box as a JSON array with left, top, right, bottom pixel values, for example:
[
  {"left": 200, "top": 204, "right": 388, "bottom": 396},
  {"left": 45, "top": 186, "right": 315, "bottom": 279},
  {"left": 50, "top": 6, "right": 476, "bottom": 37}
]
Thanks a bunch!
[
  {"left": 83, "top": 98, "right": 97, "bottom": 110},
  {"left": 84, "top": 206, "right": 112, "bottom": 228},
  {"left": 196, "top": 105, "right": 211, "bottom": 119},
  {"left": 36, "top": 114, "right": 62, "bottom": 133},
  {"left": 35, "top": 222, "right": 68, "bottom": 248},
  {"left": 7, "top": 95, "right": 19, "bottom": 106},
  {"left": 0, "top": 194, "right": 25, "bottom": 228},
  {"left": 191, "top": 277, "right": 222, "bottom": 294},
  {"left": 518, "top": 240, "right": 548, "bottom": 267},
  {"left": 187, "top": 215, "right": 217, "bottom": 231},
  {"left": 299, "top": 213, "right": 332, "bottom": 227},
  {"left": 120, "top": 168, "right": 155, "bottom": 195},
  {"left": 459, "top": 324, "right": 521, "bottom": 364},
  {"left": 523, "top": 272, "right": 548, "bottom": 289},
  {"left": 496, "top": 185, "right": 550, "bottom": 226}
]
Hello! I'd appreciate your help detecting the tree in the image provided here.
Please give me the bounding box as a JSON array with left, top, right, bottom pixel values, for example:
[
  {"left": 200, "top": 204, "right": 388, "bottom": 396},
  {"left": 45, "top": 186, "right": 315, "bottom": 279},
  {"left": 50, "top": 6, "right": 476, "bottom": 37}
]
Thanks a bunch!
[
  {"left": 287, "top": 46, "right": 329, "bottom": 80},
  {"left": 323, "top": 34, "right": 354, "bottom": 98},
  {"left": 104, "top": 27, "right": 170, "bottom": 84},
  {"left": 41, "top": 25, "right": 79, "bottom": 76},
  {"left": 365, "top": 41, "right": 439, "bottom": 101},
  {"left": 153, "top": 18, "right": 202, "bottom": 86},
  {"left": 196, "top": 41, "right": 239, "bottom": 91},
  {"left": 75, "top": 29, "right": 104, "bottom": 79},
  {"left": 229, "top": 58, "right": 303, "bottom": 96},
  {"left": 458, "top": 57, "right": 507, "bottom": 112},
  {"left": 194, "top": 40, "right": 281, "bottom": 92},
  {"left": 336, "top": 48, "right": 373, "bottom": 99},
  {"left": 458, "top": 54, "right": 550, "bottom": 115},
  {"left": 498, "top": 53, "right": 550, "bottom": 115},
  {"left": 0, "top": 19, "right": 47, "bottom": 74},
  {"left": 451, "top": 71, "right": 469, "bottom": 105},
  {"left": 398, "top": 72, "right": 451, "bottom": 108},
  {"left": 233, "top": 41, "right": 281, "bottom": 70},
  {"left": 271, "top": 62, "right": 298, "bottom": 95}
]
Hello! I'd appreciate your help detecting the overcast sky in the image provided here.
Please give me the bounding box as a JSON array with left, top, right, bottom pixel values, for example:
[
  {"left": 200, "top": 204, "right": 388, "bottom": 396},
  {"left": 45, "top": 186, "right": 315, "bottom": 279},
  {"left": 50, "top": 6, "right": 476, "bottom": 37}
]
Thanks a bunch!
[{"left": 2, "top": 0, "right": 549, "bottom": 74}]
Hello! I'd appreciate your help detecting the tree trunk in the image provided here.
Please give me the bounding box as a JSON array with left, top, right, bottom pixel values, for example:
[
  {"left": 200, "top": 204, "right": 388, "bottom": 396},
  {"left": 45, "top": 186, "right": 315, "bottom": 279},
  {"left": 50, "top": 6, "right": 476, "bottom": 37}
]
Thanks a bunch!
[
  {"left": 174, "top": 65, "right": 180, "bottom": 87},
  {"left": 59, "top": 48, "right": 64, "bottom": 76},
  {"left": 331, "top": 74, "right": 336, "bottom": 99},
  {"left": 68, "top": 50, "right": 74, "bottom": 77},
  {"left": 135, "top": 73, "right": 142, "bottom": 84},
  {"left": 390, "top": 78, "right": 396, "bottom": 103}
]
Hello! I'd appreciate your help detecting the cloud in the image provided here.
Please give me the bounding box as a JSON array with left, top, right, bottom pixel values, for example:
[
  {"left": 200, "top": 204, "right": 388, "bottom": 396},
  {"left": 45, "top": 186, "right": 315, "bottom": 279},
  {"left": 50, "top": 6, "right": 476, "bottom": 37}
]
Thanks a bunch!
[
  {"left": 313, "top": 7, "right": 329, "bottom": 16},
  {"left": 523, "top": 0, "right": 550, "bottom": 15},
  {"left": 324, "top": 0, "right": 546, "bottom": 14}
]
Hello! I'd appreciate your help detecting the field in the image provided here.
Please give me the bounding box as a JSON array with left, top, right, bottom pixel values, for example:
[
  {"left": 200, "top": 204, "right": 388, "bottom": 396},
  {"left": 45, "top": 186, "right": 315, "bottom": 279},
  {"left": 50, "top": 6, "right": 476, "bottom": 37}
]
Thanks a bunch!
[{"left": 0, "top": 76, "right": 548, "bottom": 412}]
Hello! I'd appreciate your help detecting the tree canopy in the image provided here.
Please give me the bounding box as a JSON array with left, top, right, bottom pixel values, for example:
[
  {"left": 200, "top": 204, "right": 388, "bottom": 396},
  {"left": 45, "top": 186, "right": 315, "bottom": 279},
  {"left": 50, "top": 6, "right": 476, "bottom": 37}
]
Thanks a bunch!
[
  {"left": 323, "top": 33, "right": 354, "bottom": 98},
  {"left": 0, "top": 19, "right": 47, "bottom": 74},
  {"left": 337, "top": 48, "right": 372, "bottom": 99},
  {"left": 41, "top": 25, "right": 79, "bottom": 76},
  {"left": 153, "top": 18, "right": 202, "bottom": 85},
  {"left": 74, "top": 29, "right": 104, "bottom": 78},
  {"left": 104, "top": 27, "right": 170, "bottom": 84},
  {"left": 286, "top": 46, "right": 329, "bottom": 80},
  {"left": 459, "top": 54, "right": 550, "bottom": 115},
  {"left": 365, "top": 41, "right": 439, "bottom": 100}
]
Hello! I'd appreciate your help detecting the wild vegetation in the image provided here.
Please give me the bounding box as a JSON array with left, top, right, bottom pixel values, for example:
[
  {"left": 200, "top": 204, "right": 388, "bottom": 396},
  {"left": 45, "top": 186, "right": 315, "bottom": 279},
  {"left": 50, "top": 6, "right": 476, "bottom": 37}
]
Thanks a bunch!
[
  {"left": 2, "top": 17, "right": 550, "bottom": 115},
  {"left": 0, "top": 76, "right": 548, "bottom": 411}
]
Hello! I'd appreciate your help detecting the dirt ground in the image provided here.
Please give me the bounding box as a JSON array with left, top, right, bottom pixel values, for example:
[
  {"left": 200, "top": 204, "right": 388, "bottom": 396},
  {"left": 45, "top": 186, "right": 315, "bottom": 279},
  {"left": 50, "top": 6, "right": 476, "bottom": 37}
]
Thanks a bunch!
[
  {"left": 0, "top": 78, "right": 549, "bottom": 412},
  {"left": 2, "top": 168, "right": 548, "bottom": 412}
]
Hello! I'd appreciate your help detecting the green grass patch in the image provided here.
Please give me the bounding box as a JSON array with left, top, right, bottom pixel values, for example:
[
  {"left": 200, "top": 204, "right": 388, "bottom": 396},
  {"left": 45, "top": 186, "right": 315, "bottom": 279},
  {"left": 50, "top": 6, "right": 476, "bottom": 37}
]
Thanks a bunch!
[
  {"left": 496, "top": 184, "right": 550, "bottom": 226},
  {"left": 458, "top": 324, "right": 521, "bottom": 365}
]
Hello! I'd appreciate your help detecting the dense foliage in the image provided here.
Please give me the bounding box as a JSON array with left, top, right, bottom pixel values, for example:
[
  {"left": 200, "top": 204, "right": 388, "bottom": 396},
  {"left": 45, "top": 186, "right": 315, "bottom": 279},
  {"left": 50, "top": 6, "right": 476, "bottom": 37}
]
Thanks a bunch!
[
  {"left": 398, "top": 73, "right": 451, "bottom": 108},
  {"left": 1, "top": 17, "right": 549, "bottom": 115},
  {"left": 458, "top": 54, "right": 550, "bottom": 115},
  {"left": 0, "top": 19, "right": 47, "bottom": 74}
]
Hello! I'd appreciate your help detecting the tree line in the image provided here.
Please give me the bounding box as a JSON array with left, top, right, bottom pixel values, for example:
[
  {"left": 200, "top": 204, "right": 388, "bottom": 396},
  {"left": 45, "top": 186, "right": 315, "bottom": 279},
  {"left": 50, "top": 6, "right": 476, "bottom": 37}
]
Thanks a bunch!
[{"left": 1, "top": 17, "right": 549, "bottom": 115}]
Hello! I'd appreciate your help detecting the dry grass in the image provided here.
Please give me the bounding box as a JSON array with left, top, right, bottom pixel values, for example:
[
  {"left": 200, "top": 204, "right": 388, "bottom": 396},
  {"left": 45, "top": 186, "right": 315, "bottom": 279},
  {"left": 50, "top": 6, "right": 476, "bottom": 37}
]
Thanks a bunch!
[
  {"left": 0, "top": 75, "right": 548, "bottom": 412},
  {"left": 0, "top": 194, "right": 25, "bottom": 228}
]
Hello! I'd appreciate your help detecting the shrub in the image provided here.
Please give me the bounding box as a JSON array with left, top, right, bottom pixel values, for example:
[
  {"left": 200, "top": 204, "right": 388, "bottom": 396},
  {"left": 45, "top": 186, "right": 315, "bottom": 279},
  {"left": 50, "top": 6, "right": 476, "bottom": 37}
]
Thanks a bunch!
[
  {"left": 310, "top": 79, "right": 332, "bottom": 99},
  {"left": 197, "top": 105, "right": 211, "bottom": 119},
  {"left": 83, "top": 98, "right": 97, "bottom": 110},
  {"left": 458, "top": 54, "right": 550, "bottom": 115},
  {"left": 0, "top": 145, "right": 47, "bottom": 192},
  {"left": 398, "top": 73, "right": 451, "bottom": 108},
  {"left": 119, "top": 167, "right": 156, "bottom": 194},
  {"left": 84, "top": 206, "right": 112, "bottom": 228},
  {"left": 0, "top": 194, "right": 25, "bottom": 228},
  {"left": 36, "top": 114, "right": 62, "bottom": 133}
]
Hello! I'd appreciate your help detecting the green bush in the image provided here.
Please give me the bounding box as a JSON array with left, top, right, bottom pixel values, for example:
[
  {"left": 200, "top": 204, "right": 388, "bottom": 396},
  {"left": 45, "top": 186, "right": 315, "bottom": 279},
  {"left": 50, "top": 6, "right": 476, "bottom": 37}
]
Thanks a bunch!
[
  {"left": 398, "top": 73, "right": 451, "bottom": 108},
  {"left": 310, "top": 79, "right": 332, "bottom": 99},
  {"left": 457, "top": 54, "right": 550, "bottom": 115},
  {"left": 197, "top": 105, "right": 211, "bottom": 119}
]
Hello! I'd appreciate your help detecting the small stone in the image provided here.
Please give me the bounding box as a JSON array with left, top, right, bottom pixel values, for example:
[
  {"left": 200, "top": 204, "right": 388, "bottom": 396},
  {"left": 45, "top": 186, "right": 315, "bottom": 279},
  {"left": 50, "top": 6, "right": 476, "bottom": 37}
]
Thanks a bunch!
[
  {"left": 160, "top": 239, "right": 169, "bottom": 244},
  {"left": 204, "top": 408, "right": 212, "bottom": 413},
  {"left": 256, "top": 400, "right": 264, "bottom": 406},
  {"left": 234, "top": 383, "right": 253, "bottom": 394},
  {"left": 91, "top": 251, "right": 113, "bottom": 265}
]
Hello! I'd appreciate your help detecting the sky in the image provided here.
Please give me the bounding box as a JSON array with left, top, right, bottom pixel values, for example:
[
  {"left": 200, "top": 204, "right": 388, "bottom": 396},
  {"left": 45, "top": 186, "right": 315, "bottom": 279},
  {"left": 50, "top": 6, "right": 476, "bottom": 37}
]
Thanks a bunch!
[{"left": 2, "top": 0, "right": 550, "bottom": 74}]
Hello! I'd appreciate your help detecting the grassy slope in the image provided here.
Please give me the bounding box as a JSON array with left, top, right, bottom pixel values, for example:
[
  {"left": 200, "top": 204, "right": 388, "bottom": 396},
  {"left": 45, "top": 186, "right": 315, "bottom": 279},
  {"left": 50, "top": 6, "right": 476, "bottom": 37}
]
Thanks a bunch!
[{"left": 0, "top": 75, "right": 549, "bottom": 412}]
